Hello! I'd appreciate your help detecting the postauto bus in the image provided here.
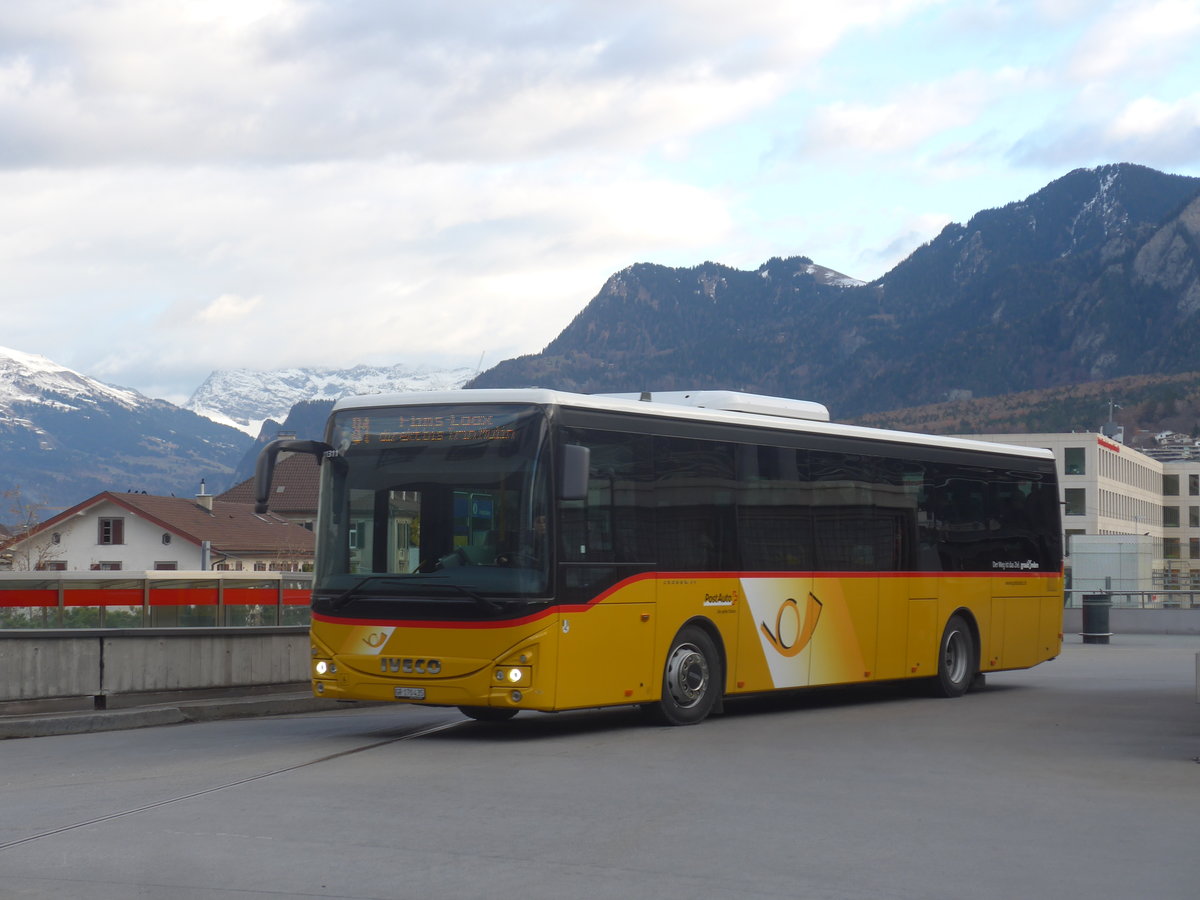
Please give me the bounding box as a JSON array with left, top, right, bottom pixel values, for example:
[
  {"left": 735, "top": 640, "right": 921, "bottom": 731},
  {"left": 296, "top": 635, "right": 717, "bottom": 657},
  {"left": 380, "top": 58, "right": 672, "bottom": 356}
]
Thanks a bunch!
[{"left": 254, "top": 389, "right": 1063, "bottom": 725}]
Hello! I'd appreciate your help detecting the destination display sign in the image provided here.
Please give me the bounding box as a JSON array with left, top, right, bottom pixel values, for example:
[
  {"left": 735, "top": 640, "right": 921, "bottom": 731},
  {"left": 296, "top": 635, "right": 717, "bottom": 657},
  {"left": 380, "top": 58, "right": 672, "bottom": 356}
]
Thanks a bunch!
[{"left": 333, "top": 407, "right": 524, "bottom": 446}]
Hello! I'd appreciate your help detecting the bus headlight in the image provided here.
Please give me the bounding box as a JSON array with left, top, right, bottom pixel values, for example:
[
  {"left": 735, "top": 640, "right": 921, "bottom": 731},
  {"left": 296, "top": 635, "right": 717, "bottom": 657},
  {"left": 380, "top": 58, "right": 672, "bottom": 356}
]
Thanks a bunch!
[
  {"left": 494, "top": 666, "right": 530, "bottom": 686},
  {"left": 315, "top": 660, "right": 336, "bottom": 676}
]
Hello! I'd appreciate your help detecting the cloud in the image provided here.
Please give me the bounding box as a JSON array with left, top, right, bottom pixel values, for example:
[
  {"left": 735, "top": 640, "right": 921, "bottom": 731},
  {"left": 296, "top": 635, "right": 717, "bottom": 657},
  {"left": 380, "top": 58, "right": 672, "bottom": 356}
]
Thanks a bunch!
[
  {"left": 6, "top": 157, "right": 731, "bottom": 397},
  {"left": 193, "top": 294, "right": 262, "bottom": 324},
  {"left": 1067, "top": 0, "right": 1200, "bottom": 83},
  {"left": 1009, "top": 93, "right": 1200, "bottom": 168},
  {"left": 3, "top": 0, "right": 954, "bottom": 400},
  {"left": 790, "top": 69, "right": 1027, "bottom": 160},
  {"left": 0, "top": 0, "right": 942, "bottom": 168}
]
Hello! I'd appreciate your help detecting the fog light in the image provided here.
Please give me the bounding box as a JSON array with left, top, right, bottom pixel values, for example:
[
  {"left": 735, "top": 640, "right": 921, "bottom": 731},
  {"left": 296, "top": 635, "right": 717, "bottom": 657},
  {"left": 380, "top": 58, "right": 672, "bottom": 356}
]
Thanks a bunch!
[
  {"left": 315, "top": 661, "right": 329, "bottom": 676},
  {"left": 495, "top": 668, "right": 506, "bottom": 682},
  {"left": 510, "top": 690, "right": 522, "bottom": 703},
  {"left": 507, "top": 667, "right": 522, "bottom": 683},
  {"left": 316, "top": 682, "right": 325, "bottom": 693}
]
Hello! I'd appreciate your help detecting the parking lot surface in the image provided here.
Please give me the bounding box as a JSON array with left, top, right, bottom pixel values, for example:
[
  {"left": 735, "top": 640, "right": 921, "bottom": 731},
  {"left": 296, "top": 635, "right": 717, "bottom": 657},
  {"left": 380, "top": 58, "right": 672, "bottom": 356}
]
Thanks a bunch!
[{"left": 1, "top": 634, "right": 1198, "bottom": 899}]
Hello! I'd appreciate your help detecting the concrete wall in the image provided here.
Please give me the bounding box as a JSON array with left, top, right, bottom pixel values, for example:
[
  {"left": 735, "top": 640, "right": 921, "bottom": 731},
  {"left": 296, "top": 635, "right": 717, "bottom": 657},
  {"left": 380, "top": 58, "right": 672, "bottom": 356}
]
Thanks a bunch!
[
  {"left": 1062, "top": 607, "right": 1200, "bottom": 636},
  {"left": 0, "top": 627, "right": 309, "bottom": 703}
]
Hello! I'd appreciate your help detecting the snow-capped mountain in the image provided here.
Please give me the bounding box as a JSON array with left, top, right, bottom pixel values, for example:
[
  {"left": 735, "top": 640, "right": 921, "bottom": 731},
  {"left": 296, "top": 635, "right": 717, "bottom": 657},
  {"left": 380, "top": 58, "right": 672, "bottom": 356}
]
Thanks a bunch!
[
  {"left": 0, "top": 346, "right": 142, "bottom": 418},
  {"left": 0, "top": 346, "right": 250, "bottom": 510},
  {"left": 186, "top": 364, "right": 475, "bottom": 436}
]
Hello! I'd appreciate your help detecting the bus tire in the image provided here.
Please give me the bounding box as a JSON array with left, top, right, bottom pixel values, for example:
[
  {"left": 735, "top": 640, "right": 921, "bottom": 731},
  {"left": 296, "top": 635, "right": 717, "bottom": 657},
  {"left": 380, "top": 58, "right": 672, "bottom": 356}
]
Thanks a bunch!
[
  {"left": 934, "top": 614, "right": 976, "bottom": 698},
  {"left": 653, "top": 625, "right": 721, "bottom": 726},
  {"left": 458, "top": 706, "right": 518, "bottom": 722}
]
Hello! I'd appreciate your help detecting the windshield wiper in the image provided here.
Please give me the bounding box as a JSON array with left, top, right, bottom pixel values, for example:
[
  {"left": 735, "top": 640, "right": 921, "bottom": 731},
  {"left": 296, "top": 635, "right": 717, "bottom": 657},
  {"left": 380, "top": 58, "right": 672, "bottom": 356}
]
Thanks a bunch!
[
  {"left": 325, "top": 575, "right": 518, "bottom": 614},
  {"left": 328, "top": 576, "right": 410, "bottom": 610},
  {"left": 403, "top": 577, "right": 508, "bottom": 613}
]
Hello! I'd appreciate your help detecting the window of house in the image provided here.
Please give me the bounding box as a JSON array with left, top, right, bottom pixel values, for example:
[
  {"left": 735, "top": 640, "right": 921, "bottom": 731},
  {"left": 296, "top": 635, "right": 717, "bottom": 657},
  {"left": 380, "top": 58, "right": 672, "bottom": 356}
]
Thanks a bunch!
[
  {"left": 1064, "top": 447, "right": 1085, "bottom": 475},
  {"left": 1163, "top": 538, "right": 1181, "bottom": 560},
  {"left": 98, "top": 518, "right": 125, "bottom": 545},
  {"left": 1190, "top": 538, "right": 1200, "bottom": 560},
  {"left": 154, "top": 561, "right": 178, "bottom": 570},
  {"left": 1163, "top": 474, "right": 1180, "bottom": 496},
  {"left": 1164, "top": 506, "right": 1180, "bottom": 527},
  {"left": 36, "top": 561, "right": 68, "bottom": 571},
  {"left": 1064, "top": 488, "right": 1086, "bottom": 516},
  {"left": 95, "top": 561, "right": 122, "bottom": 571},
  {"left": 1191, "top": 474, "right": 1199, "bottom": 496},
  {"left": 1190, "top": 506, "right": 1199, "bottom": 528}
]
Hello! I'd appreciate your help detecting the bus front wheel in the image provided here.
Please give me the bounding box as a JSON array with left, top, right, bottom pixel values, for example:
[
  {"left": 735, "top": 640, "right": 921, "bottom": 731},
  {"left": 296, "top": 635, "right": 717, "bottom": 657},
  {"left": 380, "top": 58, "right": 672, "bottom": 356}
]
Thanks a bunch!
[
  {"left": 652, "top": 625, "right": 721, "bottom": 726},
  {"left": 934, "top": 614, "right": 977, "bottom": 698},
  {"left": 459, "top": 706, "right": 518, "bottom": 722}
]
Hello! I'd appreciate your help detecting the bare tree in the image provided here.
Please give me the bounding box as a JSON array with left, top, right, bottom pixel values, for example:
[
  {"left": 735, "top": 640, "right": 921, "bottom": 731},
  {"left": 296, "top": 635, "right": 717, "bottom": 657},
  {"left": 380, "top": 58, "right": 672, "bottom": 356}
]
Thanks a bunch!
[{"left": 1, "top": 488, "right": 63, "bottom": 571}]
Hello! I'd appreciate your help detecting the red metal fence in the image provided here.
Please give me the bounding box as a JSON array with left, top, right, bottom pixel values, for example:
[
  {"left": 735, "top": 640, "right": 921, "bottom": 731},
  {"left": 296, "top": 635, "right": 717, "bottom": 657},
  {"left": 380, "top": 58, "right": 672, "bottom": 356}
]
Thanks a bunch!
[{"left": 0, "top": 572, "right": 312, "bottom": 628}]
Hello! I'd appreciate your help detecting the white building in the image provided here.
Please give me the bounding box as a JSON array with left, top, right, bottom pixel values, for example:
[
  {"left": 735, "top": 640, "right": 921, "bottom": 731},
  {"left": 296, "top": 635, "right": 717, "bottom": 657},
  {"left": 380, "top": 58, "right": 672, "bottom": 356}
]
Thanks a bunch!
[
  {"left": 1157, "top": 459, "right": 1200, "bottom": 588},
  {"left": 0, "top": 489, "right": 313, "bottom": 573}
]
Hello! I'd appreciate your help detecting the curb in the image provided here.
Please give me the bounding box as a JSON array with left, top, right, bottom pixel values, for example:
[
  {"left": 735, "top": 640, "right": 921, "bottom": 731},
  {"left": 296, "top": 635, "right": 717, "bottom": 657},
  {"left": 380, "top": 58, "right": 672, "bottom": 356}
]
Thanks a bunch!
[{"left": 0, "top": 693, "right": 346, "bottom": 740}]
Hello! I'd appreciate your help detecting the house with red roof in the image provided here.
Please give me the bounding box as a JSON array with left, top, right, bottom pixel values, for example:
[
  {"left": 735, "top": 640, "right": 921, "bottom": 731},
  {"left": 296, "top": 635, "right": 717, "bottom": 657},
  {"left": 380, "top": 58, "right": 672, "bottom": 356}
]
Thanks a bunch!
[
  {"left": 0, "top": 485, "right": 313, "bottom": 573},
  {"left": 218, "top": 453, "right": 319, "bottom": 529}
]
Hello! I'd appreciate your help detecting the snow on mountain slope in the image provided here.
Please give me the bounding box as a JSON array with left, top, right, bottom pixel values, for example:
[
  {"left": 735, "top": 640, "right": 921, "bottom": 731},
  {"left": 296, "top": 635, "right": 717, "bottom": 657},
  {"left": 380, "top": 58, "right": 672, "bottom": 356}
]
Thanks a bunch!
[
  {"left": 185, "top": 364, "right": 475, "bottom": 435},
  {"left": 0, "top": 346, "right": 251, "bottom": 509},
  {"left": 0, "top": 345, "right": 143, "bottom": 416}
]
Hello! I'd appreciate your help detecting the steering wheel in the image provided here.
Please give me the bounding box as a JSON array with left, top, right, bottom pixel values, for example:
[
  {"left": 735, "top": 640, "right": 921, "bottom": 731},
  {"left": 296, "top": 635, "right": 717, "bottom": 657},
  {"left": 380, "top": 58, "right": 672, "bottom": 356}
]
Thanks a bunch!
[
  {"left": 496, "top": 551, "right": 538, "bottom": 568},
  {"left": 414, "top": 547, "right": 469, "bottom": 572}
]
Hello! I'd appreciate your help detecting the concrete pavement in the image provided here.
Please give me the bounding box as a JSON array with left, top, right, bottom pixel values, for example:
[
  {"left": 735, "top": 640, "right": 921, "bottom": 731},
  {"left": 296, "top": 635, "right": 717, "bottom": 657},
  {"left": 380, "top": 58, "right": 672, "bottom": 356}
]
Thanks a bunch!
[{"left": 0, "top": 686, "right": 343, "bottom": 740}]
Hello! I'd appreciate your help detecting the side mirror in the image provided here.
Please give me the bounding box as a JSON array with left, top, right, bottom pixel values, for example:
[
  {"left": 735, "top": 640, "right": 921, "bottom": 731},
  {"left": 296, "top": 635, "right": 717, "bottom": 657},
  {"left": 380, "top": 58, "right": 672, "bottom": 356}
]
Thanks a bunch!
[
  {"left": 560, "top": 444, "right": 590, "bottom": 501},
  {"left": 254, "top": 439, "right": 334, "bottom": 513}
]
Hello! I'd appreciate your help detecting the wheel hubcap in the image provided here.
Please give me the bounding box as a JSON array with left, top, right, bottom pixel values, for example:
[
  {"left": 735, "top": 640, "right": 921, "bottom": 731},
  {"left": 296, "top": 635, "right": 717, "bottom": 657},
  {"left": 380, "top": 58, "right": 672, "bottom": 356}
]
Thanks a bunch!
[
  {"left": 944, "top": 629, "right": 967, "bottom": 684},
  {"left": 666, "top": 642, "right": 709, "bottom": 708}
]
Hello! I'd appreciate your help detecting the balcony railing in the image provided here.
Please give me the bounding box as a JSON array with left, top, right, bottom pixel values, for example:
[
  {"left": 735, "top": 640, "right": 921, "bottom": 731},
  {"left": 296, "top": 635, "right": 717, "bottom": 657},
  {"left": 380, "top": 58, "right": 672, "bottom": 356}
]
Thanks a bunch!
[
  {"left": 0, "top": 571, "right": 312, "bottom": 628},
  {"left": 1064, "top": 589, "right": 1200, "bottom": 610}
]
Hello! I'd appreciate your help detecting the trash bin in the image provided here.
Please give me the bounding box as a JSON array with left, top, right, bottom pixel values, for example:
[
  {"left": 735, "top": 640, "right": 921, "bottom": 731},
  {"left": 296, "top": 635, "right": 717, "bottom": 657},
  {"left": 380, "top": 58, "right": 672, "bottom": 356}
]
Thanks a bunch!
[{"left": 1081, "top": 593, "right": 1112, "bottom": 644}]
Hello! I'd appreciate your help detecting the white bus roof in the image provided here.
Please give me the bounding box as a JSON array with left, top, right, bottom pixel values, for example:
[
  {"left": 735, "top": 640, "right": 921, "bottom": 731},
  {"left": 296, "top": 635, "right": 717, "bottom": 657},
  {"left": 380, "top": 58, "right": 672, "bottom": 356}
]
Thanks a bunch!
[{"left": 331, "top": 388, "right": 1054, "bottom": 462}]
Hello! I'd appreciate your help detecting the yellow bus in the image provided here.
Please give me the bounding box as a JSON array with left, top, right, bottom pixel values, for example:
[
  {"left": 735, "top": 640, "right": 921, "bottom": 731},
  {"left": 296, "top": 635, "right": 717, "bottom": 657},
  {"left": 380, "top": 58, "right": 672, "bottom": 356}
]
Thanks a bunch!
[{"left": 255, "top": 389, "right": 1063, "bottom": 725}]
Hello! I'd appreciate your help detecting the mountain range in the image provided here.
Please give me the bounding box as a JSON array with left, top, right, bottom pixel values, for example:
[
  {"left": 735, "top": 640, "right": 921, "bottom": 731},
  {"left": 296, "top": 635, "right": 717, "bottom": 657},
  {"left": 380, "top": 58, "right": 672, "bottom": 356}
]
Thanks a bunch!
[
  {"left": 468, "top": 164, "right": 1200, "bottom": 419},
  {"left": 5, "top": 162, "right": 1200, "bottom": 512},
  {"left": 185, "top": 364, "right": 475, "bottom": 436},
  {"left": 0, "top": 347, "right": 248, "bottom": 513},
  {"left": 0, "top": 350, "right": 473, "bottom": 512}
]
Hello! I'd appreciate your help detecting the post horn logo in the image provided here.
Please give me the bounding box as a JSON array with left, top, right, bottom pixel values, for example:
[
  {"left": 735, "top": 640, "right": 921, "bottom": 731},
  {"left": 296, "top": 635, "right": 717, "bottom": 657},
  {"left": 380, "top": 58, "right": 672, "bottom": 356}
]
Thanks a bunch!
[{"left": 760, "top": 592, "right": 823, "bottom": 657}]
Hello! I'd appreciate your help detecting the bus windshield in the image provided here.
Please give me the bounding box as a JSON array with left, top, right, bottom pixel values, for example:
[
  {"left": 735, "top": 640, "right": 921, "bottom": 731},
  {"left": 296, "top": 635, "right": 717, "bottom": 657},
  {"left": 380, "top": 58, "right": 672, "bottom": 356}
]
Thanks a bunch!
[{"left": 313, "top": 404, "right": 551, "bottom": 616}]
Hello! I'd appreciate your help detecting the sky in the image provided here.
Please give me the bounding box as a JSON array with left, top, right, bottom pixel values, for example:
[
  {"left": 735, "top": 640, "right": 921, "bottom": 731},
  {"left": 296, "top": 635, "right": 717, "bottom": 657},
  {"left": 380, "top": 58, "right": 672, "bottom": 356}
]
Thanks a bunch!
[{"left": 2, "top": 0, "right": 1199, "bottom": 404}]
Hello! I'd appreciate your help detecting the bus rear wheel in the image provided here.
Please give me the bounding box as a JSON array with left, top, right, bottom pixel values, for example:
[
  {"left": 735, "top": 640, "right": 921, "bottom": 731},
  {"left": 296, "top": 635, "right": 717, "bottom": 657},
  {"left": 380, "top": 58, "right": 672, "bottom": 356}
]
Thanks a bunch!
[
  {"left": 934, "top": 614, "right": 977, "bottom": 698},
  {"left": 652, "top": 625, "right": 721, "bottom": 726},
  {"left": 458, "top": 706, "right": 518, "bottom": 722}
]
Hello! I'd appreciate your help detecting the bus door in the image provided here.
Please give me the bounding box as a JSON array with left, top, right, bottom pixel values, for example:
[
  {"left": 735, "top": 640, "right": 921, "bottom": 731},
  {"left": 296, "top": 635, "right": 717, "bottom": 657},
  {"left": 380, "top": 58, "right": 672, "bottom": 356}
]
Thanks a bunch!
[{"left": 553, "top": 429, "right": 657, "bottom": 709}]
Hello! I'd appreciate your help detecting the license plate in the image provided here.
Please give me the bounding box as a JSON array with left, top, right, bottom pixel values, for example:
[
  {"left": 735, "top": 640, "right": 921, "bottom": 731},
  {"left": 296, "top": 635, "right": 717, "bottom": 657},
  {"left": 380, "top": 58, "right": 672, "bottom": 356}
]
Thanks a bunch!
[{"left": 394, "top": 687, "right": 426, "bottom": 700}]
